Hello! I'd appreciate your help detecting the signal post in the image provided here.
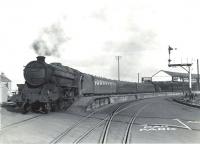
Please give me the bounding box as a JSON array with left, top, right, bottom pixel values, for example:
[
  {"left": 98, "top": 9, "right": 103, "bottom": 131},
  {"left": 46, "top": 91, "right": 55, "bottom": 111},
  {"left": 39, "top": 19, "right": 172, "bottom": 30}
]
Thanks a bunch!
[{"left": 168, "top": 46, "right": 193, "bottom": 93}]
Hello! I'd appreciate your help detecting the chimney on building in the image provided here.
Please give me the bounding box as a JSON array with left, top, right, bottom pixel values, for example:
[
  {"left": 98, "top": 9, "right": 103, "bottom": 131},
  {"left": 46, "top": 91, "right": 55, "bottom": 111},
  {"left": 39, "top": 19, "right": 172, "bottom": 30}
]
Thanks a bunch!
[{"left": 1, "top": 72, "right": 4, "bottom": 76}]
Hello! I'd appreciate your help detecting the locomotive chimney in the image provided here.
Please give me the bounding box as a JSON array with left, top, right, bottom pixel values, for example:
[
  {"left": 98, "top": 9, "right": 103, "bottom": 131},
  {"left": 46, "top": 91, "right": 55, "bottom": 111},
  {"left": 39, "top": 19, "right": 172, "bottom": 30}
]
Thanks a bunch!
[{"left": 37, "top": 56, "right": 45, "bottom": 63}]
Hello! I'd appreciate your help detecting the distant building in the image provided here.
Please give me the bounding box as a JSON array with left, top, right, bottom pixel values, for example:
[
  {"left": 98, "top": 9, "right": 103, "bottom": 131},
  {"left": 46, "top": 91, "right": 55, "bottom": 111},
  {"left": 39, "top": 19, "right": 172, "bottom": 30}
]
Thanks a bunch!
[
  {"left": 152, "top": 70, "right": 200, "bottom": 82},
  {"left": 141, "top": 77, "right": 152, "bottom": 83},
  {"left": 0, "top": 73, "right": 11, "bottom": 104}
]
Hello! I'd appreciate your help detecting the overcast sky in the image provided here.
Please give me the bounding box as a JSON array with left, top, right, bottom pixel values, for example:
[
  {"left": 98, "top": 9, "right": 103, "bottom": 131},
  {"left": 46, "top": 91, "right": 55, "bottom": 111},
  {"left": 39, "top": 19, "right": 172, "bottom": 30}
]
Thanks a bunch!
[{"left": 1, "top": 0, "right": 200, "bottom": 90}]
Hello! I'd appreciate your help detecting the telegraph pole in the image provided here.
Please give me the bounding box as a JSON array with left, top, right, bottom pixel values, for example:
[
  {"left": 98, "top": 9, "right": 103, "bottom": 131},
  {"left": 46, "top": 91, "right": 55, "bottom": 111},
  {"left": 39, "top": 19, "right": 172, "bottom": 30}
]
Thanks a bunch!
[
  {"left": 116, "top": 56, "right": 122, "bottom": 81},
  {"left": 197, "top": 59, "right": 199, "bottom": 90}
]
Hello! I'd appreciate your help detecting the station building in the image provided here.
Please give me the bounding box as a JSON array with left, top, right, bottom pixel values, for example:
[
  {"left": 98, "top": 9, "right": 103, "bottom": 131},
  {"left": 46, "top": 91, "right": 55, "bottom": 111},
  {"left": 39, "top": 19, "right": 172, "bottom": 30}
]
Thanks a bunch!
[
  {"left": 151, "top": 70, "right": 199, "bottom": 82},
  {"left": 142, "top": 70, "right": 200, "bottom": 91},
  {"left": 0, "top": 73, "right": 11, "bottom": 104}
]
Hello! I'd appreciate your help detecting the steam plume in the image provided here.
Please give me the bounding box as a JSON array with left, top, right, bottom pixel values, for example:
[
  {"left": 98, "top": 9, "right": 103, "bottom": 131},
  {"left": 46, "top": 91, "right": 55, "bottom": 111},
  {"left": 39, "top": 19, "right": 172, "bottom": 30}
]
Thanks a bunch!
[{"left": 32, "top": 23, "right": 68, "bottom": 57}]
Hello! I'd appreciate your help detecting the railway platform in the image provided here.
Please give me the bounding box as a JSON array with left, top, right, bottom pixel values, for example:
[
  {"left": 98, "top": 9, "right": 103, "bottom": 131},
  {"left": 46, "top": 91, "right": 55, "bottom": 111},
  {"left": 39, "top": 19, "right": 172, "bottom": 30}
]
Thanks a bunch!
[{"left": 173, "top": 94, "right": 200, "bottom": 109}]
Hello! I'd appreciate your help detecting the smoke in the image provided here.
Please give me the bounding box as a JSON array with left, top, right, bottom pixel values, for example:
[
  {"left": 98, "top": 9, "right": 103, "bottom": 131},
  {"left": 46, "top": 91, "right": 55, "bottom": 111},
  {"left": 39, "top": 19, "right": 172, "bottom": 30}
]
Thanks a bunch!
[{"left": 32, "top": 23, "right": 69, "bottom": 57}]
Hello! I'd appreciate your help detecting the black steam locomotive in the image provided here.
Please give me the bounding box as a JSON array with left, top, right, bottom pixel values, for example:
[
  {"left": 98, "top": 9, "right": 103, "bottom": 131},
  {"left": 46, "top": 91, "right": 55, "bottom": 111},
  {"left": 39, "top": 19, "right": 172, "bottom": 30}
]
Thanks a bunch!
[{"left": 11, "top": 56, "right": 156, "bottom": 113}]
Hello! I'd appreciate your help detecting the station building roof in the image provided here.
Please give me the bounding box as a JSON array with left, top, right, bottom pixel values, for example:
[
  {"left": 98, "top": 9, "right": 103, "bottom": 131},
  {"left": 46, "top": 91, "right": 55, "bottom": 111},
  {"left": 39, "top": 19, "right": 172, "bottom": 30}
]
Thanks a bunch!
[{"left": 0, "top": 73, "right": 11, "bottom": 82}]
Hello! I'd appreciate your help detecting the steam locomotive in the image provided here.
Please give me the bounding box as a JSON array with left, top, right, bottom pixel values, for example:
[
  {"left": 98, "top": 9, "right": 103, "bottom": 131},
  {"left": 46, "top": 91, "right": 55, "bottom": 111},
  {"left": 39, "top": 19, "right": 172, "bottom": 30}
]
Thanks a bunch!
[{"left": 10, "top": 56, "right": 156, "bottom": 113}]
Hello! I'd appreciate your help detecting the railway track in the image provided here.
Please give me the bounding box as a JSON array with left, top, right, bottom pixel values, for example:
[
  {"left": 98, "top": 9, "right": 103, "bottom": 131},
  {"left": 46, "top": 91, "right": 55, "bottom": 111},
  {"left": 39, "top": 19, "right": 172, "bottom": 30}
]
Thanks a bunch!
[
  {"left": 73, "top": 104, "right": 124, "bottom": 144},
  {"left": 1, "top": 100, "right": 152, "bottom": 143},
  {"left": 49, "top": 110, "right": 100, "bottom": 144},
  {"left": 72, "top": 100, "right": 199, "bottom": 144},
  {"left": 99, "top": 105, "right": 129, "bottom": 144},
  {"left": 73, "top": 101, "right": 148, "bottom": 144},
  {"left": 49, "top": 101, "right": 134, "bottom": 144},
  {"left": 99, "top": 103, "right": 152, "bottom": 144},
  {"left": 0, "top": 114, "right": 42, "bottom": 133},
  {"left": 122, "top": 104, "right": 150, "bottom": 144}
]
